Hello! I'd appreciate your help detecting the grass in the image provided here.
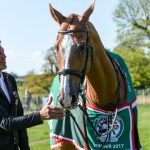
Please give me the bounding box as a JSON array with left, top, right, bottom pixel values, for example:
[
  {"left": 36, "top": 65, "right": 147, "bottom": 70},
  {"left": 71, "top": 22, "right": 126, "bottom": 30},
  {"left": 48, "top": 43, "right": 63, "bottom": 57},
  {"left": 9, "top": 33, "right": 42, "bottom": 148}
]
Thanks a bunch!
[
  {"left": 27, "top": 105, "right": 150, "bottom": 150},
  {"left": 137, "top": 104, "right": 150, "bottom": 150},
  {"left": 27, "top": 122, "right": 50, "bottom": 150}
]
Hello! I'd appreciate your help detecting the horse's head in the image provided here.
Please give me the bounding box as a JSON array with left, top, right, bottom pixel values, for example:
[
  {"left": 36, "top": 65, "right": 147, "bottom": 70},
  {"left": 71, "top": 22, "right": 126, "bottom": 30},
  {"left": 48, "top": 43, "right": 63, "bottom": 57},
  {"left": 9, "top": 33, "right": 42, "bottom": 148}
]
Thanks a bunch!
[{"left": 49, "top": 1, "right": 95, "bottom": 110}]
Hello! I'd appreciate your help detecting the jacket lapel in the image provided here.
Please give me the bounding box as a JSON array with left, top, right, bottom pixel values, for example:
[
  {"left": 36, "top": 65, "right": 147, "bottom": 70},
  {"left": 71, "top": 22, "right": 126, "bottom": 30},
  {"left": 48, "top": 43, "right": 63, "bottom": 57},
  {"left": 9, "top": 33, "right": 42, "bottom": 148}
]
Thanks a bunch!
[{"left": 2, "top": 73, "right": 14, "bottom": 104}]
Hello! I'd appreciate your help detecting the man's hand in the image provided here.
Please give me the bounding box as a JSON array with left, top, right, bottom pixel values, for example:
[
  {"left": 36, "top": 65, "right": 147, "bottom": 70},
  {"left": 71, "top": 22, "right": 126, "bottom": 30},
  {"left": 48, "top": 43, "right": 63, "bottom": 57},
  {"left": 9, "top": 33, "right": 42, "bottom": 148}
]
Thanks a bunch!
[{"left": 40, "top": 105, "right": 65, "bottom": 120}]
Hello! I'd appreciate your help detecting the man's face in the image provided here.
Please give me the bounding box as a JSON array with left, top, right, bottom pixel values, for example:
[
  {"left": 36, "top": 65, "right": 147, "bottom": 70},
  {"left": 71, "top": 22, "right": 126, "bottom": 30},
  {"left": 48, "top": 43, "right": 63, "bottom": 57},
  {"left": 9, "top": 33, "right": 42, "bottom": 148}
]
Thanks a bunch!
[{"left": 0, "top": 45, "right": 7, "bottom": 71}]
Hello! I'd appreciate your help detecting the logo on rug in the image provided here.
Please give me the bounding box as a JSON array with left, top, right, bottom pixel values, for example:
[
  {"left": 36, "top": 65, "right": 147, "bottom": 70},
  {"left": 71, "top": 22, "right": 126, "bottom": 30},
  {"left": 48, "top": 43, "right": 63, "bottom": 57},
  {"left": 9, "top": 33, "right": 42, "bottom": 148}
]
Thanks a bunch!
[{"left": 94, "top": 115, "right": 124, "bottom": 142}]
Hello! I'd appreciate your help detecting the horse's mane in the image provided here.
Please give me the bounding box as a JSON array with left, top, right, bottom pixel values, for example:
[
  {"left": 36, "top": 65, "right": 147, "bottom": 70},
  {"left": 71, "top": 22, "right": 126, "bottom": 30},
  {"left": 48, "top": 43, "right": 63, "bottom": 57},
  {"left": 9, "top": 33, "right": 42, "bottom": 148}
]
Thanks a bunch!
[{"left": 87, "top": 22, "right": 104, "bottom": 52}]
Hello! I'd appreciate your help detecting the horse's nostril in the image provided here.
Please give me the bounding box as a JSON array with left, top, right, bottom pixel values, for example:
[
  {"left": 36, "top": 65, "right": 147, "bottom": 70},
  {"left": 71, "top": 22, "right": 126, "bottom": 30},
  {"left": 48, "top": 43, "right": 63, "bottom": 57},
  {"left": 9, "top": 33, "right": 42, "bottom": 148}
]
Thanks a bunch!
[
  {"left": 72, "top": 95, "right": 77, "bottom": 105},
  {"left": 59, "top": 100, "right": 64, "bottom": 107}
]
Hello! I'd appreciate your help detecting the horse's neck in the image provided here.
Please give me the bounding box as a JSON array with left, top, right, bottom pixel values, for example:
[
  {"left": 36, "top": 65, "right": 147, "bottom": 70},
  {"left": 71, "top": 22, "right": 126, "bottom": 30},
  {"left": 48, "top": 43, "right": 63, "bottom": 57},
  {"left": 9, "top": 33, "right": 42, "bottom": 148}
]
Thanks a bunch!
[{"left": 86, "top": 22, "right": 118, "bottom": 110}]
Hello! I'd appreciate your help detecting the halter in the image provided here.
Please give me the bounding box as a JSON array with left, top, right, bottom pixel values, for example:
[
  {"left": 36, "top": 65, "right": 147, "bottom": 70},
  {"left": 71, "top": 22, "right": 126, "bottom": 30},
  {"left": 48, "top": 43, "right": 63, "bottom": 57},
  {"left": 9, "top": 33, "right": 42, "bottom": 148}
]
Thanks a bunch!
[{"left": 57, "top": 28, "right": 90, "bottom": 86}]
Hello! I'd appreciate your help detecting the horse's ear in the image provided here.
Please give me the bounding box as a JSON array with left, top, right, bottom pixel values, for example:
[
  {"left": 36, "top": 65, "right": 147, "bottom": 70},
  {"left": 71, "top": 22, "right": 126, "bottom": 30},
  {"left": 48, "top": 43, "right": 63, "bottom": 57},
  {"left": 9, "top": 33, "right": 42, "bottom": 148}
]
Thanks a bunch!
[
  {"left": 80, "top": 0, "right": 96, "bottom": 24},
  {"left": 49, "top": 4, "right": 65, "bottom": 25}
]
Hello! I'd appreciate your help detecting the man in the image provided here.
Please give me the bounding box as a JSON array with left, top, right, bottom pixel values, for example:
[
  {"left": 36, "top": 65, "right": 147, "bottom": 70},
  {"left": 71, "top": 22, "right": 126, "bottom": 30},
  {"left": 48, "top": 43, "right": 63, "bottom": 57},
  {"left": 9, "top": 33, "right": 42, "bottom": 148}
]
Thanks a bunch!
[
  {"left": 24, "top": 88, "right": 32, "bottom": 111},
  {"left": 0, "top": 41, "right": 65, "bottom": 150}
]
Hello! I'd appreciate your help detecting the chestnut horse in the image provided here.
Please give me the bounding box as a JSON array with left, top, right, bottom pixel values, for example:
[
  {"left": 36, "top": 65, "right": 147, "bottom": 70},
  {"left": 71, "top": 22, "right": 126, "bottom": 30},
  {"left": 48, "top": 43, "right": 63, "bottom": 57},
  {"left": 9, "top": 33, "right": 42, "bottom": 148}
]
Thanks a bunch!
[{"left": 49, "top": 1, "right": 142, "bottom": 150}]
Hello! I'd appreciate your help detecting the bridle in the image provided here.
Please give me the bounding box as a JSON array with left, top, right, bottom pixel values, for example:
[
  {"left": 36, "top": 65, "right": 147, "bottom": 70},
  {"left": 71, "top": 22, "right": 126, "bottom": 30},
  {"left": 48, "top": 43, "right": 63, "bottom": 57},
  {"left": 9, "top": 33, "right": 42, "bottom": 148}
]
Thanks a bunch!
[
  {"left": 57, "top": 28, "right": 119, "bottom": 150},
  {"left": 57, "top": 27, "right": 92, "bottom": 149},
  {"left": 57, "top": 28, "right": 91, "bottom": 86}
]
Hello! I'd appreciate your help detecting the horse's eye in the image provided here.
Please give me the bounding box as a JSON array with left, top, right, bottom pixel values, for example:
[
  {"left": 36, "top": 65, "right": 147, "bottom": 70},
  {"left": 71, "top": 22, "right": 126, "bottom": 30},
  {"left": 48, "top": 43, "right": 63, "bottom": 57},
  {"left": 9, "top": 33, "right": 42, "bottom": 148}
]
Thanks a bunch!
[{"left": 77, "top": 43, "right": 85, "bottom": 51}]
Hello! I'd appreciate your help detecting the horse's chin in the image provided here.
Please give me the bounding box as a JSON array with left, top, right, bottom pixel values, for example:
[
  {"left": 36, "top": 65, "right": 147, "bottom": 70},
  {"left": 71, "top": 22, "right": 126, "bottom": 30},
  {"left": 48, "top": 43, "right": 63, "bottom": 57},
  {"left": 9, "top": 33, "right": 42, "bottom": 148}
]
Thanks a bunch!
[
  {"left": 63, "top": 102, "right": 78, "bottom": 110},
  {"left": 58, "top": 97, "right": 78, "bottom": 110},
  {"left": 58, "top": 92, "right": 79, "bottom": 110}
]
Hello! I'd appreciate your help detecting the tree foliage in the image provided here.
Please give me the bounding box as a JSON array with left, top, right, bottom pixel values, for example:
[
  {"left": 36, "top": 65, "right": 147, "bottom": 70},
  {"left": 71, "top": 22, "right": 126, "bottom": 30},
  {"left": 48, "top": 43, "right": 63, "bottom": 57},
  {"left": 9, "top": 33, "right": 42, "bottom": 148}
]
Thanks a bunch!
[
  {"left": 113, "top": 0, "right": 150, "bottom": 88},
  {"left": 113, "top": 0, "right": 150, "bottom": 51},
  {"left": 22, "top": 73, "right": 55, "bottom": 96},
  {"left": 42, "top": 46, "right": 58, "bottom": 74}
]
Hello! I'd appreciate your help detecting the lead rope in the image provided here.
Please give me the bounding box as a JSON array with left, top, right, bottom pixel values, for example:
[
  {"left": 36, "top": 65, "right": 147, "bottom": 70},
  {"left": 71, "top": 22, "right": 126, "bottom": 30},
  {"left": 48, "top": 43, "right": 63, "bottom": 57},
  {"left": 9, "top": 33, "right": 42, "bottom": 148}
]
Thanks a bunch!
[
  {"left": 78, "top": 90, "right": 118, "bottom": 150},
  {"left": 65, "top": 110, "right": 90, "bottom": 148},
  {"left": 82, "top": 91, "right": 90, "bottom": 150},
  {"left": 76, "top": 53, "right": 120, "bottom": 150},
  {"left": 65, "top": 56, "right": 120, "bottom": 150}
]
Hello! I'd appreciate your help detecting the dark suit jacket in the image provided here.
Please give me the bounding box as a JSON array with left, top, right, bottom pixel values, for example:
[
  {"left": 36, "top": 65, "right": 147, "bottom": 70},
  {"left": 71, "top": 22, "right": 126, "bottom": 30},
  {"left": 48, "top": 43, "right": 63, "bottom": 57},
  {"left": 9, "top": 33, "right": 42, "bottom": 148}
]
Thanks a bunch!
[{"left": 0, "top": 72, "right": 43, "bottom": 150}]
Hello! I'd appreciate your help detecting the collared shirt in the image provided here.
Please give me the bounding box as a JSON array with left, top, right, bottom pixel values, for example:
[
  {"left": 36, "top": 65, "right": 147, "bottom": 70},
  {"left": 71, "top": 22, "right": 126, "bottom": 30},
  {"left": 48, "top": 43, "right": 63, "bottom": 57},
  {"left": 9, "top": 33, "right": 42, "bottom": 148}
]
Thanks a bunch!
[{"left": 0, "top": 72, "right": 11, "bottom": 103}]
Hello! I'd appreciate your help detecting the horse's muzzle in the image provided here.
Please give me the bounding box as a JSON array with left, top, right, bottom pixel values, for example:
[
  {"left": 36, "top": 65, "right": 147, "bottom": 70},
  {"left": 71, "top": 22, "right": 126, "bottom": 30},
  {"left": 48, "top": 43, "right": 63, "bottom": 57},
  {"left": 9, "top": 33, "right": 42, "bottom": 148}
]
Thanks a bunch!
[{"left": 58, "top": 94, "right": 78, "bottom": 110}]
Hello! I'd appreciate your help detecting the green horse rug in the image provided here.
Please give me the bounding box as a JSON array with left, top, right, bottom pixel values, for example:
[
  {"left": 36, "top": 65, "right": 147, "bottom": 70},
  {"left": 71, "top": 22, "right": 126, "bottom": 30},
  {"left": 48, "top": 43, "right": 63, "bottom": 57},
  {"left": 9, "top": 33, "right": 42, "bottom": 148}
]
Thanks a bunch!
[{"left": 49, "top": 50, "right": 142, "bottom": 150}]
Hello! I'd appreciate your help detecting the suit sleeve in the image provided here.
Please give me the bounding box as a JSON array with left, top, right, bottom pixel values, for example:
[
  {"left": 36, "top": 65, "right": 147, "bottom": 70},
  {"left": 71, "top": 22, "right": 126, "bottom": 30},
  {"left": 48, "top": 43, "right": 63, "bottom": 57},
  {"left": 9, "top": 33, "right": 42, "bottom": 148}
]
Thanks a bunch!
[
  {"left": 0, "top": 104, "right": 42, "bottom": 131},
  {"left": 9, "top": 75, "right": 43, "bottom": 150}
]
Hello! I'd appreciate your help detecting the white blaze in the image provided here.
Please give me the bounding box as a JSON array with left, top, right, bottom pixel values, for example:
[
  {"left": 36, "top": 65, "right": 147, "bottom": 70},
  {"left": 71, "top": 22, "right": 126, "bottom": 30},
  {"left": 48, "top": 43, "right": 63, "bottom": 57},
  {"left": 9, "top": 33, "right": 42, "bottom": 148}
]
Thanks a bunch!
[{"left": 61, "top": 35, "right": 74, "bottom": 106}]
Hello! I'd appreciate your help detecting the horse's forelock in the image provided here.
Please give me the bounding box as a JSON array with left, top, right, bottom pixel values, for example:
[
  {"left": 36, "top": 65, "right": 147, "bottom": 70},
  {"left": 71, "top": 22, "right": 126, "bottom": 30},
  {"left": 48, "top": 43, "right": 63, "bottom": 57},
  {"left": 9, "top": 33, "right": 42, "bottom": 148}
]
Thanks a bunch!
[
  {"left": 64, "top": 14, "right": 84, "bottom": 27},
  {"left": 65, "top": 14, "right": 75, "bottom": 24}
]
